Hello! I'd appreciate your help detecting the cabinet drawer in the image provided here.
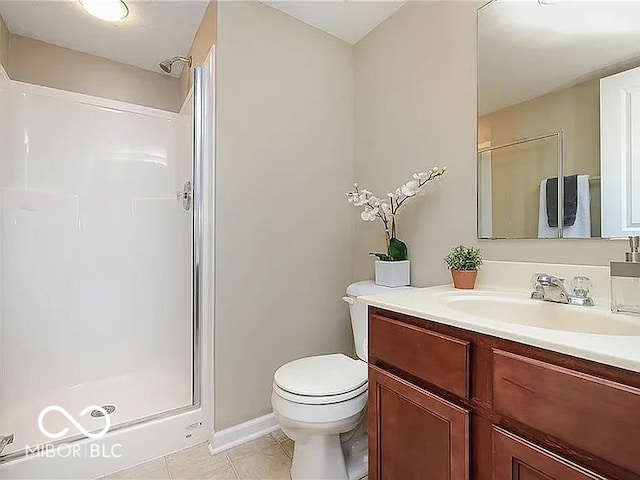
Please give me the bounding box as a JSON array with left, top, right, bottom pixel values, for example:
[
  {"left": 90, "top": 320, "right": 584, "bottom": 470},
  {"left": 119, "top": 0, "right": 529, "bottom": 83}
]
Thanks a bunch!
[
  {"left": 369, "top": 313, "right": 470, "bottom": 398},
  {"left": 493, "top": 349, "right": 640, "bottom": 475},
  {"left": 493, "top": 427, "right": 607, "bottom": 480}
]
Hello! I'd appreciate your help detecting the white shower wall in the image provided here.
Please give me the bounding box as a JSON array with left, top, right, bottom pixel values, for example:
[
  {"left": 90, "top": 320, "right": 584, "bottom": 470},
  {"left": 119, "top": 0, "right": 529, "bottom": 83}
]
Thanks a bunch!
[{"left": 0, "top": 80, "right": 193, "bottom": 456}]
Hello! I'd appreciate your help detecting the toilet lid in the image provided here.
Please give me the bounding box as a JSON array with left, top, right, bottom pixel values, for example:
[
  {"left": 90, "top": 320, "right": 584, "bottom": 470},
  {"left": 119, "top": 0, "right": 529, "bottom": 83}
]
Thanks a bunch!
[{"left": 274, "top": 354, "right": 367, "bottom": 396}]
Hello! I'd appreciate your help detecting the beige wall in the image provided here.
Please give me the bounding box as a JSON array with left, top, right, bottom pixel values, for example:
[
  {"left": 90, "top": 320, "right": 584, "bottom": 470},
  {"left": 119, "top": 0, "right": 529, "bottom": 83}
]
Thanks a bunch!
[
  {"left": 482, "top": 236, "right": 627, "bottom": 266},
  {"left": 8, "top": 35, "right": 181, "bottom": 112},
  {"left": 0, "top": 15, "right": 8, "bottom": 72},
  {"left": 215, "top": 1, "right": 354, "bottom": 429},
  {"left": 180, "top": 1, "right": 217, "bottom": 102},
  {"left": 353, "top": 2, "right": 478, "bottom": 287}
]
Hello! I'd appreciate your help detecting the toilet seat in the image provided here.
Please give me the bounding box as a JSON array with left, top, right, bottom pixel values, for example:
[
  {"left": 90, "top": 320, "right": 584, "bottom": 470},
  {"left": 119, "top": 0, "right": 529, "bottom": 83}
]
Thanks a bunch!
[
  {"left": 273, "top": 354, "right": 367, "bottom": 405},
  {"left": 273, "top": 381, "right": 367, "bottom": 405}
]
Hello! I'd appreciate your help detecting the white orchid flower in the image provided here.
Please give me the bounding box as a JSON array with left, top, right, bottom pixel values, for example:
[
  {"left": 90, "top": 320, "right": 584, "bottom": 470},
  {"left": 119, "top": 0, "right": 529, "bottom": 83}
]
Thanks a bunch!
[
  {"left": 353, "top": 193, "right": 369, "bottom": 207},
  {"left": 346, "top": 167, "right": 446, "bottom": 241},
  {"left": 380, "top": 202, "right": 392, "bottom": 217},
  {"left": 361, "top": 206, "right": 378, "bottom": 221},
  {"left": 401, "top": 180, "right": 419, "bottom": 197}
]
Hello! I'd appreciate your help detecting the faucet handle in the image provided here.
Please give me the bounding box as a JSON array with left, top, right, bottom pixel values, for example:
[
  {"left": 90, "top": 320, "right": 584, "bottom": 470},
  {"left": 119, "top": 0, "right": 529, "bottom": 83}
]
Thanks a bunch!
[
  {"left": 530, "top": 273, "right": 546, "bottom": 300},
  {"left": 531, "top": 273, "right": 564, "bottom": 285},
  {"left": 570, "top": 276, "right": 592, "bottom": 298},
  {"left": 530, "top": 273, "right": 543, "bottom": 289}
]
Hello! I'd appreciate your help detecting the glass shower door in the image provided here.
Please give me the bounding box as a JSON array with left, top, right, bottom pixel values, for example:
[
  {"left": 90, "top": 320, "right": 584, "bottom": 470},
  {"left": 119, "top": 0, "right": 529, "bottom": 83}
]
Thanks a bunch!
[{"left": 0, "top": 78, "right": 195, "bottom": 457}]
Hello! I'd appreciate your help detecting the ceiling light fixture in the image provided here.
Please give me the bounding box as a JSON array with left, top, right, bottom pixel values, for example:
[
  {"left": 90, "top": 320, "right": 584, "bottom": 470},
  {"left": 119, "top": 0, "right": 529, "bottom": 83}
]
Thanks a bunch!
[{"left": 80, "top": 0, "right": 129, "bottom": 22}]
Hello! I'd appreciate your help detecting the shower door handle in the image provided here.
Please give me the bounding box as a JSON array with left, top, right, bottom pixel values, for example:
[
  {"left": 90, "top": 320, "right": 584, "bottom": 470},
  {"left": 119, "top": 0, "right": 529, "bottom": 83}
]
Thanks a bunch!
[{"left": 178, "top": 181, "right": 193, "bottom": 211}]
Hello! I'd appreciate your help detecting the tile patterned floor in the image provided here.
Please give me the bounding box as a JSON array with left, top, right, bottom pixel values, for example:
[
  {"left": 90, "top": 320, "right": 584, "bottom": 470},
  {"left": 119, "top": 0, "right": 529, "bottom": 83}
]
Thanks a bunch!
[{"left": 104, "top": 431, "right": 294, "bottom": 480}]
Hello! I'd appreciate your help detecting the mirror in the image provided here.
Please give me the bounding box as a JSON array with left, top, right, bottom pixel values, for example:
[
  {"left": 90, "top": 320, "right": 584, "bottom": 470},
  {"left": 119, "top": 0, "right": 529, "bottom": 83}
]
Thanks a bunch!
[{"left": 477, "top": 0, "right": 640, "bottom": 239}]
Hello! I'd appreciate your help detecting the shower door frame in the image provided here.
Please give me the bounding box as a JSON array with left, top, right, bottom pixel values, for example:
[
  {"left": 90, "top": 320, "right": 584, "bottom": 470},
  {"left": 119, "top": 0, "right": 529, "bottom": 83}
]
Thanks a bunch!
[
  {"left": 192, "top": 65, "right": 204, "bottom": 408},
  {"left": 0, "top": 63, "right": 211, "bottom": 466}
]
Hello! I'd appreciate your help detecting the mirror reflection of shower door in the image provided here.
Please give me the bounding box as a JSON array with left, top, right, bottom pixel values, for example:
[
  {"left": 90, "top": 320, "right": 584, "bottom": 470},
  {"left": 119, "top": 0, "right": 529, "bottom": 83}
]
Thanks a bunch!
[{"left": 0, "top": 77, "right": 195, "bottom": 457}]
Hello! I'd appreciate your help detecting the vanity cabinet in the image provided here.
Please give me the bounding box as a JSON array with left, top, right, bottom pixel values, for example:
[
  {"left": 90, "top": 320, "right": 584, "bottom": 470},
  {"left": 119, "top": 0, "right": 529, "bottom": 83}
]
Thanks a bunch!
[
  {"left": 368, "top": 308, "right": 640, "bottom": 480},
  {"left": 368, "top": 365, "right": 469, "bottom": 480}
]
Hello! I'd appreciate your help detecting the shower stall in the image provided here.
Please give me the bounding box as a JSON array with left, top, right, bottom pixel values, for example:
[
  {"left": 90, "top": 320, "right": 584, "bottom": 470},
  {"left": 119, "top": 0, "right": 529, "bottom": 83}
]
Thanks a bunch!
[{"left": 0, "top": 53, "right": 214, "bottom": 479}]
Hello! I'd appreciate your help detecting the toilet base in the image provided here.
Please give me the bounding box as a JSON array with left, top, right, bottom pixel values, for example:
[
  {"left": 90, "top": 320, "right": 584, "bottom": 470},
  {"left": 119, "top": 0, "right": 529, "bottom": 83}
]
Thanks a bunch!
[
  {"left": 290, "top": 433, "right": 348, "bottom": 480},
  {"left": 271, "top": 385, "right": 368, "bottom": 480},
  {"left": 341, "top": 411, "right": 368, "bottom": 480},
  {"left": 284, "top": 411, "right": 368, "bottom": 480}
]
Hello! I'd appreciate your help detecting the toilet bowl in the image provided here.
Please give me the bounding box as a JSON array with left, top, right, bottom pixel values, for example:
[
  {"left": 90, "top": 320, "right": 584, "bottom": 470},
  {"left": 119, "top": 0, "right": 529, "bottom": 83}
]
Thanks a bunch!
[
  {"left": 272, "top": 354, "right": 368, "bottom": 480},
  {"left": 271, "top": 281, "right": 408, "bottom": 480}
]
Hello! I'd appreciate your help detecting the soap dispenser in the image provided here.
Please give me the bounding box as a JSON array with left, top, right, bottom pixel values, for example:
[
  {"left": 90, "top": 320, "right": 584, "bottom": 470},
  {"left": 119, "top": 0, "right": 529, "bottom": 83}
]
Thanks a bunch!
[{"left": 611, "top": 236, "right": 640, "bottom": 315}]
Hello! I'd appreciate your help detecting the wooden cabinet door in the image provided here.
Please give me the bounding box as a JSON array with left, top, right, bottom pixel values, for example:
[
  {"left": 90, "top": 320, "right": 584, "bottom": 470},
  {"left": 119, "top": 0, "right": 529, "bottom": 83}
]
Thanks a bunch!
[
  {"left": 493, "top": 427, "right": 609, "bottom": 480},
  {"left": 368, "top": 365, "right": 469, "bottom": 480}
]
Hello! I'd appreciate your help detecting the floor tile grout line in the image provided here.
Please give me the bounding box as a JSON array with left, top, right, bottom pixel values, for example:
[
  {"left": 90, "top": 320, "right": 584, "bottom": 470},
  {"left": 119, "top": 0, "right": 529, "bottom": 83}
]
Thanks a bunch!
[
  {"left": 163, "top": 455, "right": 172, "bottom": 480},
  {"left": 272, "top": 435, "right": 292, "bottom": 460},
  {"left": 271, "top": 432, "right": 293, "bottom": 460},
  {"left": 271, "top": 432, "right": 284, "bottom": 447},
  {"left": 270, "top": 433, "right": 283, "bottom": 449},
  {"left": 225, "top": 451, "right": 241, "bottom": 479}
]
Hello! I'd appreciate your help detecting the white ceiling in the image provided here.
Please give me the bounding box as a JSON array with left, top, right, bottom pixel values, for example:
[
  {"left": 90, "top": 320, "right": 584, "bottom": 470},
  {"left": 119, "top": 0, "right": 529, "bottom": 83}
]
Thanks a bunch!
[
  {"left": 0, "top": 1, "right": 208, "bottom": 77},
  {"left": 479, "top": 1, "right": 640, "bottom": 115},
  {"left": 262, "top": 1, "right": 406, "bottom": 45}
]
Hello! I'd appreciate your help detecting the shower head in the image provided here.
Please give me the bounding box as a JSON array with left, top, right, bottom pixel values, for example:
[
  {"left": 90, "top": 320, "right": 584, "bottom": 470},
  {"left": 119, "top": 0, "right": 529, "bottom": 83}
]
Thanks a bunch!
[{"left": 159, "top": 56, "right": 192, "bottom": 74}]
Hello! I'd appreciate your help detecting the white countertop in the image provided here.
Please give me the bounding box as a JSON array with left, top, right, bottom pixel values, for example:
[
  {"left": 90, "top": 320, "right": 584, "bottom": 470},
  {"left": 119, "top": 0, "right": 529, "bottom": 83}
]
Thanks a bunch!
[{"left": 359, "top": 285, "right": 640, "bottom": 373}]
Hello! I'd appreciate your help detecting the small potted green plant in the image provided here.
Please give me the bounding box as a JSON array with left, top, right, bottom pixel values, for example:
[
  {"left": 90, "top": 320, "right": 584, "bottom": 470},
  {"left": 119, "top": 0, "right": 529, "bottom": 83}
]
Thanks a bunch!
[{"left": 444, "top": 245, "right": 482, "bottom": 289}]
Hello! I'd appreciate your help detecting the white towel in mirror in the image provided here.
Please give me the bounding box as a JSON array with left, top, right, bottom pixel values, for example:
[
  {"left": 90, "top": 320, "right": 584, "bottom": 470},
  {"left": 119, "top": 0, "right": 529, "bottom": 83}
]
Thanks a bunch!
[{"left": 538, "top": 175, "right": 591, "bottom": 238}]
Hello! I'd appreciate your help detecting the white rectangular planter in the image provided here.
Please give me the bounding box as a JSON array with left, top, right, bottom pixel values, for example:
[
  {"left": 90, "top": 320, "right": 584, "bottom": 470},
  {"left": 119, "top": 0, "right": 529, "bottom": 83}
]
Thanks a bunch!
[{"left": 375, "top": 260, "right": 410, "bottom": 287}]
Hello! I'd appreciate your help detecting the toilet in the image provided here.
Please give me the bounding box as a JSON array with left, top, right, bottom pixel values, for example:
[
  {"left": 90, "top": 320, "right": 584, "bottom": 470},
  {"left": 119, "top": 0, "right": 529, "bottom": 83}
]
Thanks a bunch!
[{"left": 271, "top": 281, "right": 402, "bottom": 480}]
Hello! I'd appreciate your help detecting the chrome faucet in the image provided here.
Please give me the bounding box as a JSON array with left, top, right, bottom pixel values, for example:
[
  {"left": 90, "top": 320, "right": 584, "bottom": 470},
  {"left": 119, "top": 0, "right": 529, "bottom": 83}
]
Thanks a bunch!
[{"left": 530, "top": 273, "right": 594, "bottom": 306}]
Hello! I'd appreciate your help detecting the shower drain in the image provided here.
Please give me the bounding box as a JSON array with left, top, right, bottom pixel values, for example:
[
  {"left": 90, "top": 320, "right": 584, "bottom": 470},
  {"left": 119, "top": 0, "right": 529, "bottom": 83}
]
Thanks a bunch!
[{"left": 91, "top": 405, "right": 116, "bottom": 418}]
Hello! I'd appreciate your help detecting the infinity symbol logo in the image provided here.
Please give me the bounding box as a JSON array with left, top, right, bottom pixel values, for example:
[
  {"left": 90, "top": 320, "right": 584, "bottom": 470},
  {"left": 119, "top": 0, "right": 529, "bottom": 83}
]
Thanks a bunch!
[{"left": 38, "top": 406, "right": 112, "bottom": 440}]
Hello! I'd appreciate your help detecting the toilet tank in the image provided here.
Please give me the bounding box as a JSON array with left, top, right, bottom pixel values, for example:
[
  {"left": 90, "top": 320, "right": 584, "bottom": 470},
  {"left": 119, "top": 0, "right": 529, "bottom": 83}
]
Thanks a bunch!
[{"left": 344, "top": 281, "right": 410, "bottom": 361}]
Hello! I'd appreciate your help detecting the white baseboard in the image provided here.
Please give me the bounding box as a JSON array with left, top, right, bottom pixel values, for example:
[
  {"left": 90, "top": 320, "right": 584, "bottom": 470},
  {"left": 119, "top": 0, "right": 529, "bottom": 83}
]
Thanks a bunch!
[{"left": 209, "top": 412, "right": 279, "bottom": 455}]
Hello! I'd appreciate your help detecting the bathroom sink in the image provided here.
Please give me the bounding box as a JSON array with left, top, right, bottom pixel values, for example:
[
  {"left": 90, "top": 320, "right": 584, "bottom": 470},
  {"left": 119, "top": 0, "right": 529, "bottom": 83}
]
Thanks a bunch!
[{"left": 441, "top": 293, "right": 640, "bottom": 336}]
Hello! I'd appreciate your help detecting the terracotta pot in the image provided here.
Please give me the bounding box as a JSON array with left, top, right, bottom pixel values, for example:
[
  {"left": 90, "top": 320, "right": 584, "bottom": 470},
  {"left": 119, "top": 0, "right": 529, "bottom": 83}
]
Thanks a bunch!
[{"left": 451, "top": 270, "right": 478, "bottom": 290}]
